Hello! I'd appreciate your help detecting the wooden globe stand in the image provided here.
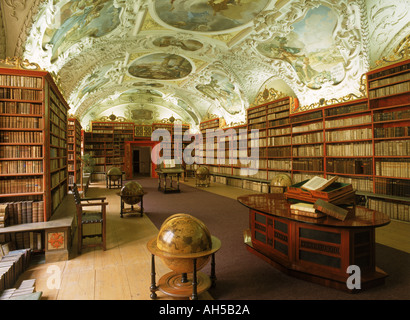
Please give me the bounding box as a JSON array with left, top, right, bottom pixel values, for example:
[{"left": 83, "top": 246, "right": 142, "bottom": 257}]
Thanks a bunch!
[{"left": 147, "top": 236, "right": 221, "bottom": 300}]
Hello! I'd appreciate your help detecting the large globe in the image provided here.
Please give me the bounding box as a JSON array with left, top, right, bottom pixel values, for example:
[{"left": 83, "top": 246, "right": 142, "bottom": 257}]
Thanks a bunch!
[
  {"left": 195, "top": 166, "right": 209, "bottom": 181},
  {"left": 270, "top": 174, "right": 292, "bottom": 187},
  {"left": 120, "top": 181, "right": 144, "bottom": 205},
  {"left": 107, "top": 167, "right": 122, "bottom": 181},
  {"left": 152, "top": 213, "right": 215, "bottom": 273}
]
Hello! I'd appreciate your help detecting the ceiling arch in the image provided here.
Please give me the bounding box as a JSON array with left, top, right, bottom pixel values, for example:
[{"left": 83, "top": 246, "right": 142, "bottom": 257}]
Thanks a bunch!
[{"left": 0, "top": 0, "right": 407, "bottom": 130}]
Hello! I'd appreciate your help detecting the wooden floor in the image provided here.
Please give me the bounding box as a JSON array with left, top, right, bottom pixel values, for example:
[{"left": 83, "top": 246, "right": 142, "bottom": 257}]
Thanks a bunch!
[{"left": 14, "top": 178, "right": 410, "bottom": 300}]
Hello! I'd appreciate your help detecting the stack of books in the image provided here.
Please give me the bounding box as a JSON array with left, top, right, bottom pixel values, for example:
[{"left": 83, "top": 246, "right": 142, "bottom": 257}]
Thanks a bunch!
[{"left": 285, "top": 176, "right": 355, "bottom": 205}]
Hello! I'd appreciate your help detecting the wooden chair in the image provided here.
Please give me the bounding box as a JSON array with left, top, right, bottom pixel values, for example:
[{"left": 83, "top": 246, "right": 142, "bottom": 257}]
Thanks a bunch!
[{"left": 72, "top": 184, "right": 108, "bottom": 254}]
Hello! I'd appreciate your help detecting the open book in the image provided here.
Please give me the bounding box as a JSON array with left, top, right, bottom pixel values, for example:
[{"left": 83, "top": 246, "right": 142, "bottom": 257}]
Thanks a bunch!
[{"left": 301, "top": 176, "right": 338, "bottom": 191}]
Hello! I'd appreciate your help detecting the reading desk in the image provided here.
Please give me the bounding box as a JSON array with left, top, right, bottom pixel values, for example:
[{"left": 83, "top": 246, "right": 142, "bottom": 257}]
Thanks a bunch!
[{"left": 238, "top": 193, "right": 391, "bottom": 292}]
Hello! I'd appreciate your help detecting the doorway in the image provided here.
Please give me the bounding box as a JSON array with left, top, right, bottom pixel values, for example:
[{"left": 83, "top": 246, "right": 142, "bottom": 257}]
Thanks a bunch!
[{"left": 132, "top": 146, "right": 151, "bottom": 177}]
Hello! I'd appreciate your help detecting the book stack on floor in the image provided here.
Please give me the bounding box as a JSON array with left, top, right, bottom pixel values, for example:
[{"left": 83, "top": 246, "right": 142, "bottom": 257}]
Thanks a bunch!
[
  {"left": 0, "top": 279, "right": 41, "bottom": 300},
  {"left": 0, "top": 243, "right": 32, "bottom": 295}
]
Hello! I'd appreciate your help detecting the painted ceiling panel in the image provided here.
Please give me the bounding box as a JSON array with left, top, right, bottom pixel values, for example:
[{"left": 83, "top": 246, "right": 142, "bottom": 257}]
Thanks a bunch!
[{"left": 0, "top": 0, "right": 406, "bottom": 130}]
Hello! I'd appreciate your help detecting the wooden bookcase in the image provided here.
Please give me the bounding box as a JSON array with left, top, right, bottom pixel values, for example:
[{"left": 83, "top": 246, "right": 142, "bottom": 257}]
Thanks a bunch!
[
  {"left": 83, "top": 121, "right": 134, "bottom": 179},
  {"left": 201, "top": 59, "right": 409, "bottom": 221},
  {"left": 199, "top": 117, "right": 225, "bottom": 178},
  {"left": 67, "top": 118, "right": 82, "bottom": 190},
  {"left": 0, "top": 66, "right": 69, "bottom": 228},
  {"left": 365, "top": 59, "right": 410, "bottom": 221}
]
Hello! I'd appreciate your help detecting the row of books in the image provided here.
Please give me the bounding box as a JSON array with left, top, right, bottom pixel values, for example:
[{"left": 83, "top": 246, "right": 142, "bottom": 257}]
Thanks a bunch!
[
  {"left": 324, "top": 102, "right": 368, "bottom": 117},
  {"left": 0, "top": 131, "right": 43, "bottom": 143},
  {"left": 367, "top": 62, "right": 409, "bottom": 80},
  {"left": 375, "top": 160, "right": 410, "bottom": 178},
  {"left": 0, "top": 177, "right": 43, "bottom": 194},
  {"left": 327, "top": 158, "right": 373, "bottom": 175},
  {"left": 368, "top": 198, "right": 410, "bottom": 221},
  {"left": 0, "top": 160, "right": 43, "bottom": 174},
  {"left": 0, "top": 88, "right": 42, "bottom": 101},
  {"left": 268, "top": 127, "right": 291, "bottom": 136},
  {"left": 328, "top": 175, "right": 373, "bottom": 192},
  {"left": 0, "top": 145, "right": 42, "bottom": 158},
  {"left": 290, "top": 111, "right": 322, "bottom": 124},
  {"left": 374, "top": 178, "right": 410, "bottom": 197},
  {"left": 374, "top": 140, "right": 410, "bottom": 156},
  {"left": 292, "top": 145, "right": 323, "bottom": 157},
  {"left": 373, "top": 109, "right": 410, "bottom": 122},
  {"left": 374, "top": 126, "right": 409, "bottom": 138},
  {"left": 292, "top": 122, "right": 323, "bottom": 134},
  {"left": 368, "top": 80, "right": 409, "bottom": 99},
  {"left": 0, "top": 101, "right": 42, "bottom": 114},
  {"left": 325, "top": 127, "right": 372, "bottom": 141},
  {"left": 0, "top": 247, "right": 32, "bottom": 295},
  {"left": 325, "top": 114, "right": 372, "bottom": 128},
  {"left": 326, "top": 142, "right": 372, "bottom": 156},
  {"left": 267, "top": 110, "right": 289, "bottom": 120},
  {"left": 0, "top": 201, "right": 44, "bottom": 226},
  {"left": 0, "top": 75, "right": 42, "bottom": 88},
  {"left": 0, "top": 116, "right": 42, "bottom": 129},
  {"left": 293, "top": 159, "right": 323, "bottom": 172},
  {"left": 292, "top": 131, "right": 323, "bottom": 144},
  {"left": 368, "top": 72, "right": 409, "bottom": 89}
]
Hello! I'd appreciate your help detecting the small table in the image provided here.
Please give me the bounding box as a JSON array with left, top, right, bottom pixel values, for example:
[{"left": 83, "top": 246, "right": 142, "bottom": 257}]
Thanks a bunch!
[
  {"left": 238, "top": 193, "right": 391, "bottom": 292},
  {"left": 155, "top": 168, "right": 184, "bottom": 193}
]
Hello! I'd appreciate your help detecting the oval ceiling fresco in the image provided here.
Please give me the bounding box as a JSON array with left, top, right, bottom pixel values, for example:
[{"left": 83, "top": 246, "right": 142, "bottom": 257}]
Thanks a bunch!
[
  {"left": 42, "top": 0, "right": 121, "bottom": 62},
  {"left": 154, "top": 0, "right": 271, "bottom": 32},
  {"left": 128, "top": 53, "right": 193, "bottom": 80},
  {"left": 256, "top": 5, "right": 345, "bottom": 89}
]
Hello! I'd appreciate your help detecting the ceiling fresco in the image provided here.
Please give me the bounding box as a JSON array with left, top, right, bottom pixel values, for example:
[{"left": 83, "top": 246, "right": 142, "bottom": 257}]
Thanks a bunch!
[{"left": 0, "top": 0, "right": 409, "bottom": 130}]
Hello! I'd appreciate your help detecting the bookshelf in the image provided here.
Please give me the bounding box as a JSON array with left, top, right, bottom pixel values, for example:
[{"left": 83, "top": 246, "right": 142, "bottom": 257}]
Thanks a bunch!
[
  {"left": 83, "top": 121, "right": 134, "bottom": 179},
  {"left": 0, "top": 66, "right": 69, "bottom": 232},
  {"left": 200, "top": 60, "right": 409, "bottom": 221},
  {"left": 366, "top": 59, "right": 410, "bottom": 221},
  {"left": 67, "top": 118, "right": 82, "bottom": 190},
  {"left": 199, "top": 117, "right": 225, "bottom": 179}
]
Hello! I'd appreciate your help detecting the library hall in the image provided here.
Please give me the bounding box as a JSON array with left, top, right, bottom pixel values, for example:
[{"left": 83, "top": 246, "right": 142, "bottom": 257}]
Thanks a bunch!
[{"left": 0, "top": 0, "right": 410, "bottom": 305}]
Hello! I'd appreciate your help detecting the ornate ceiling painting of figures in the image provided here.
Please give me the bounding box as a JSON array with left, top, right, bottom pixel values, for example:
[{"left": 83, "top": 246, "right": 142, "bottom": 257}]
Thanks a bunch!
[
  {"left": 257, "top": 5, "right": 346, "bottom": 89},
  {"left": 154, "top": 0, "right": 271, "bottom": 32},
  {"left": 153, "top": 36, "right": 204, "bottom": 52},
  {"left": 128, "top": 53, "right": 193, "bottom": 80},
  {"left": 42, "top": 0, "right": 121, "bottom": 62},
  {"left": 196, "top": 73, "right": 243, "bottom": 115}
]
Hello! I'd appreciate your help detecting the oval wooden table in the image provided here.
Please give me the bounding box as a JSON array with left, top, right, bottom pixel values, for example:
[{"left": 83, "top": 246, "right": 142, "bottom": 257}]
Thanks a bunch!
[{"left": 238, "top": 193, "right": 391, "bottom": 292}]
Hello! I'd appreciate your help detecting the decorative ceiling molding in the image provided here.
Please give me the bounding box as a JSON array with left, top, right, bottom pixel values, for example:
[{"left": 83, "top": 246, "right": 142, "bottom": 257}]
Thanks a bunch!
[{"left": 6, "top": 0, "right": 407, "bottom": 129}]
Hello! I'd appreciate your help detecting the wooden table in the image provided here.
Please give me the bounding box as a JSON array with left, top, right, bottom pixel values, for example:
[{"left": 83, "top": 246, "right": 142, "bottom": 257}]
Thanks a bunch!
[
  {"left": 237, "top": 193, "right": 391, "bottom": 292},
  {"left": 155, "top": 168, "right": 184, "bottom": 193}
]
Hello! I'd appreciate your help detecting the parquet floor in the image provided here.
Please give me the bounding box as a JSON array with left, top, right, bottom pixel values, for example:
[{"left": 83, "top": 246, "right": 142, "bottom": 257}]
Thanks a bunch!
[{"left": 14, "top": 178, "right": 410, "bottom": 300}]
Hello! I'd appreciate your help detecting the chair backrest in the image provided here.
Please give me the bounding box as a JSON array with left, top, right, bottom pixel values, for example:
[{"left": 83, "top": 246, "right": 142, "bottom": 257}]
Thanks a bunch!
[{"left": 72, "top": 184, "right": 81, "bottom": 205}]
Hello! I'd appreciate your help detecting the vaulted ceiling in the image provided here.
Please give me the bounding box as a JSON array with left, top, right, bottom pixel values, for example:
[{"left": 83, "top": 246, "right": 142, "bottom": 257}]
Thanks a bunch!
[{"left": 0, "top": 0, "right": 409, "bottom": 131}]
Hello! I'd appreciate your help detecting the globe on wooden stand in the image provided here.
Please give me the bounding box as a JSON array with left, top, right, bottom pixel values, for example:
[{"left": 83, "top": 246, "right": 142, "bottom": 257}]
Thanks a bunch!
[
  {"left": 106, "top": 167, "right": 123, "bottom": 189},
  {"left": 147, "top": 213, "right": 221, "bottom": 300},
  {"left": 119, "top": 181, "right": 145, "bottom": 218},
  {"left": 195, "top": 166, "right": 210, "bottom": 187},
  {"left": 270, "top": 173, "right": 292, "bottom": 193}
]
